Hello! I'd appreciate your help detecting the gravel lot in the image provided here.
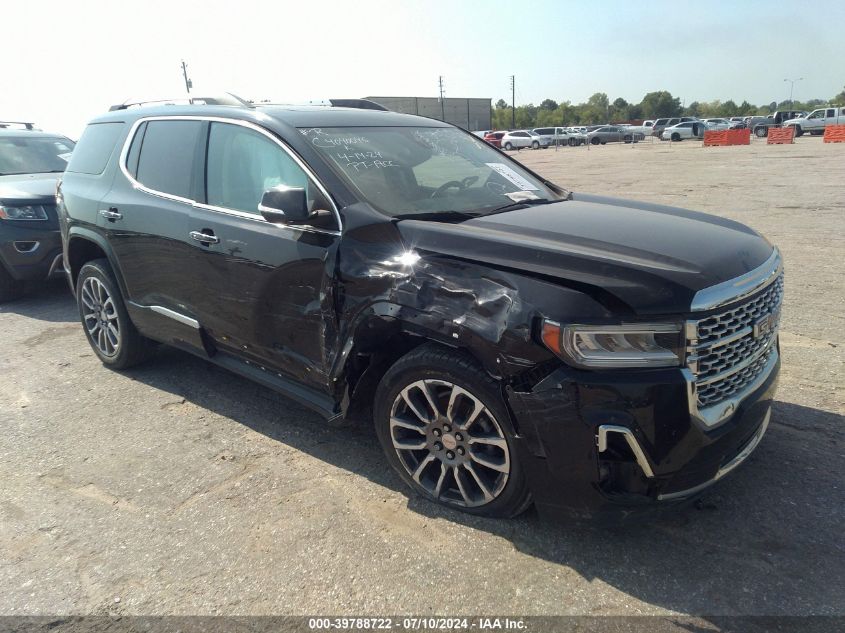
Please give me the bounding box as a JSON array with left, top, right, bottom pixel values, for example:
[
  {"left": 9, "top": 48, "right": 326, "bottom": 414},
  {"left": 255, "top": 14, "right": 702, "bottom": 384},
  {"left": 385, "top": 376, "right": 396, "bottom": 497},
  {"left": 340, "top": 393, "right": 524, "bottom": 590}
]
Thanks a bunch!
[{"left": 1, "top": 136, "right": 843, "bottom": 620}]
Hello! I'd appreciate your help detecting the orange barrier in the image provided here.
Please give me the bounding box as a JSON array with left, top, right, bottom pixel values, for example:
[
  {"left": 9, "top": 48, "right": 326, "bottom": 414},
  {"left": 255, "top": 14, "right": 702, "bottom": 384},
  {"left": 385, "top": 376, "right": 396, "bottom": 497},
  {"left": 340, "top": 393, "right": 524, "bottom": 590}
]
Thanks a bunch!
[
  {"left": 703, "top": 130, "right": 728, "bottom": 146},
  {"left": 823, "top": 125, "right": 845, "bottom": 143},
  {"left": 703, "top": 129, "right": 750, "bottom": 147},
  {"left": 768, "top": 127, "right": 795, "bottom": 144},
  {"left": 726, "top": 128, "right": 751, "bottom": 145}
]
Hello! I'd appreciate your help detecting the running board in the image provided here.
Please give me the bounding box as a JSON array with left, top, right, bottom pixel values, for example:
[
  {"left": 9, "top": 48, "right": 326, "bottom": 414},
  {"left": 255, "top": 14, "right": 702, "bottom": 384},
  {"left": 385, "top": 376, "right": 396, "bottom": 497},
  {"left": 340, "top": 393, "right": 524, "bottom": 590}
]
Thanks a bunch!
[{"left": 211, "top": 352, "right": 339, "bottom": 420}]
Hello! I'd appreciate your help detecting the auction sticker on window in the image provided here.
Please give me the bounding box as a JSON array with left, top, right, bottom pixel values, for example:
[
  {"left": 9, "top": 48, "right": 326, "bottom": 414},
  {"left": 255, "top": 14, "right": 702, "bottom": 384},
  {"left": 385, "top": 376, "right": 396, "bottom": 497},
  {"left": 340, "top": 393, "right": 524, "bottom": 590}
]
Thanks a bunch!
[{"left": 485, "top": 163, "right": 539, "bottom": 191}]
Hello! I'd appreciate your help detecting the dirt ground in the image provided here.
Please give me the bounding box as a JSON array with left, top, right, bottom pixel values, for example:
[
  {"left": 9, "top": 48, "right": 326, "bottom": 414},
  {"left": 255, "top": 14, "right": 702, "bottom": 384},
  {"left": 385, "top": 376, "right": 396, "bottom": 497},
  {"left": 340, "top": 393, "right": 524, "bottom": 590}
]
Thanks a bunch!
[{"left": 1, "top": 135, "right": 843, "bottom": 619}]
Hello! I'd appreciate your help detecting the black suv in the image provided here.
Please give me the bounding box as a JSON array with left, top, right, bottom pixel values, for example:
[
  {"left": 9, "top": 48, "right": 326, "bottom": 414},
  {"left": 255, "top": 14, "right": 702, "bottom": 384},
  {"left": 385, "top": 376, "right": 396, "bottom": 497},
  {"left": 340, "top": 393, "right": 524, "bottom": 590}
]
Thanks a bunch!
[
  {"left": 0, "top": 124, "right": 75, "bottom": 301},
  {"left": 58, "top": 103, "right": 782, "bottom": 521}
]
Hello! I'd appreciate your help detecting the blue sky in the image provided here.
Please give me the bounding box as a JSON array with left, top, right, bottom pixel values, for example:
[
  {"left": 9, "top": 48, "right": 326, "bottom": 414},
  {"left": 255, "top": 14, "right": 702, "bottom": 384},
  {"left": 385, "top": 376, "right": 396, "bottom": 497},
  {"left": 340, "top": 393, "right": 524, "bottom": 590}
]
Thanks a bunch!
[{"left": 3, "top": 0, "right": 843, "bottom": 136}]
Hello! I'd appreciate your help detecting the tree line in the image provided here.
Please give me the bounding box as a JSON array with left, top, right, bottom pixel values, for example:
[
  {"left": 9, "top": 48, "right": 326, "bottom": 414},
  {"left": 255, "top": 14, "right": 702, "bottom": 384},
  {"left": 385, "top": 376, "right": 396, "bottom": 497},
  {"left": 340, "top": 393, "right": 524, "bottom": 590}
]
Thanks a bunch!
[{"left": 492, "top": 85, "right": 845, "bottom": 129}]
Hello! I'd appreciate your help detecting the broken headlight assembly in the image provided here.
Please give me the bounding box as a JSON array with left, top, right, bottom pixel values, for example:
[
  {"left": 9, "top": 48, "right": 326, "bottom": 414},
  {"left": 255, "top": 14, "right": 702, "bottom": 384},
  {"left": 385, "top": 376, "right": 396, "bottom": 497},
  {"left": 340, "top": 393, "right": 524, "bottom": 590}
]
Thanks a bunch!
[{"left": 541, "top": 320, "right": 684, "bottom": 369}]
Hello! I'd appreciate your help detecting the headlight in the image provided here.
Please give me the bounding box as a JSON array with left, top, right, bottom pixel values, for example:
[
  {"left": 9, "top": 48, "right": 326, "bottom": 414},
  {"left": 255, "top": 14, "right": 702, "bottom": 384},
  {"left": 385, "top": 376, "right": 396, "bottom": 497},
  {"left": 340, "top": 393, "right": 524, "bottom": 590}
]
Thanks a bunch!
[
  {"left": 541, "top": 320, "right": 684, "bottom": 368},
  {"left": 0, "top": 204, "right": 49, "bottom": 220}
]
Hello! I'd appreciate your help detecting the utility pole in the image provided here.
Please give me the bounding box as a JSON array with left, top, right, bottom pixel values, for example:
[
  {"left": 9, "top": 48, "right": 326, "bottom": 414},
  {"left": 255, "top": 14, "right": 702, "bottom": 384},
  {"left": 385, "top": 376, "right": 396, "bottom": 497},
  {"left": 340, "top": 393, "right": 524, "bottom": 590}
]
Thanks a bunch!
[
  {"left": 438, "top": 76, "right": 446, "bottom": 121},
  {"left": 784, "top": 77, "right": 803, "bottom": 108},
  {"left": 509, "top": 75, "right": 515, "bottom": 129},
  {"left": 181, "top": 60, "right": 193, "bottom": 97}
]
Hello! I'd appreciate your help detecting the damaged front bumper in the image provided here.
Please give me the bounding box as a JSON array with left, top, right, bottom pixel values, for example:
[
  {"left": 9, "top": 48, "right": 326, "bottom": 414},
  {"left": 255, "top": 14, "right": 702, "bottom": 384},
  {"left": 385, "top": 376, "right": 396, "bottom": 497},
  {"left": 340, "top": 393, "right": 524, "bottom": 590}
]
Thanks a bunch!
[{"left": 506, "top": 350, "right": 780, "bottom": 522}]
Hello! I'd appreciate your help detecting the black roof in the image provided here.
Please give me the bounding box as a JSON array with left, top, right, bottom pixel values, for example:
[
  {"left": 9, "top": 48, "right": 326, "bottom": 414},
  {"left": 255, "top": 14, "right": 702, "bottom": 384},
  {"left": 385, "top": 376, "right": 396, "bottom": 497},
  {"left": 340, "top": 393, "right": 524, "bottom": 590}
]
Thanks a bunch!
[{"left": 89, "top": 104, "right": 451, "bottom": 129}]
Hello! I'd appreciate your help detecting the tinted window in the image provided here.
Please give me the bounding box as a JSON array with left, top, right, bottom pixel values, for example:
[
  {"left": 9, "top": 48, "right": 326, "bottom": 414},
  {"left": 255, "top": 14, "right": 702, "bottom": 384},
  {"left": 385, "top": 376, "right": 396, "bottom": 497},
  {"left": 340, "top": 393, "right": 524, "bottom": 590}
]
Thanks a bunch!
[
  {"left": 136, "top": 120, "right": 203, "bottom": 200},
  {"left": 206, "top": 122, "right": 329, "bottom": 218},
  {"left": 535, "top": 128, "right": 552, "bottom": 134},
  {"left": 66, "top": 122, "right": 122, "bottom": 175}
]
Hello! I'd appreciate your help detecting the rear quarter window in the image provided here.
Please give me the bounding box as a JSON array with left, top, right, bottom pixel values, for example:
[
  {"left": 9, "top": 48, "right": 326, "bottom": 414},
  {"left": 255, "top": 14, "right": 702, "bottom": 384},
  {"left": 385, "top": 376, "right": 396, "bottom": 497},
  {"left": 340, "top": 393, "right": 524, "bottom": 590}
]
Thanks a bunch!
[
  {"left": 135, "top": 120, "right": 204, "bottom": 200},
  {"left": 66, "top": 122, "right": 124, "bottom": 175}
]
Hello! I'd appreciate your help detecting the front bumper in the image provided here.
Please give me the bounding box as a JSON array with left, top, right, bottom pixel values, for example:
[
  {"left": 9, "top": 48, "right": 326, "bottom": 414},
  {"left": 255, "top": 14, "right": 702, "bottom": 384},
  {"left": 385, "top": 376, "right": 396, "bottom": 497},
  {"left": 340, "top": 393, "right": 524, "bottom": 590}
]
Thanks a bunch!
[
  {"left": 0, "top": 224, "right": 64, "bottom": 282},
  {"left": 506, "top": 348, "right": 780, "bottom": 522}
]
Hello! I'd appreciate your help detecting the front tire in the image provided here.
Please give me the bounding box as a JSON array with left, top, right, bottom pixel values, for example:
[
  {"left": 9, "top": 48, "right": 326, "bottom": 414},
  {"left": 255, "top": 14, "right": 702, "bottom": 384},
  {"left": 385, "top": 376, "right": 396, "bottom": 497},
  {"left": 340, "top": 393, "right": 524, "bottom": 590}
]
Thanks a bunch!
[
  {"left": 671, "top": 133, "right": 681, "bottom": 142},
  {"left": 76, "top": 259, "right": 154, "bottom": 369},
  {"left": 374, "top": 345, "right": 531, "bottom": 518},
  {"left": 590, "top": 137, "right": 600, "bottom": 145},
  {"left": 568, "top": 137, "right": 577, "bottom": 147},
  {"left": 792, "top": 125, "right": 804, "bottom": 137},
  {"left": 531, "top": 141, "right": 540, "bottom": 149},
  {"left": 755, "top": 126, "right": 767, "bottom": 138}
]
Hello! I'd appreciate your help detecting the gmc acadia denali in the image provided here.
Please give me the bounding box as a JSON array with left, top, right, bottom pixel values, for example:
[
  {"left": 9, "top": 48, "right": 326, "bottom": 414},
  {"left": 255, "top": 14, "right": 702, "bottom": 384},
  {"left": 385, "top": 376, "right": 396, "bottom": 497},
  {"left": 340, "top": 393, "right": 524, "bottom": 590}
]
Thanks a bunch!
[{"left": 58, "top": 102, "right": 782, "bottom": 521}]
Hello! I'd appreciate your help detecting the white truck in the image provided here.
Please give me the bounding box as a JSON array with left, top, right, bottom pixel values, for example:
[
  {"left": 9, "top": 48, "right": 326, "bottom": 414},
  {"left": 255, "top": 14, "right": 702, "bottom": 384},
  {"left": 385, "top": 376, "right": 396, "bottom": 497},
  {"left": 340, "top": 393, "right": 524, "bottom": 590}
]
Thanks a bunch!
[{"left": 783, "top": 107, "right": 845, "bottom": 136}]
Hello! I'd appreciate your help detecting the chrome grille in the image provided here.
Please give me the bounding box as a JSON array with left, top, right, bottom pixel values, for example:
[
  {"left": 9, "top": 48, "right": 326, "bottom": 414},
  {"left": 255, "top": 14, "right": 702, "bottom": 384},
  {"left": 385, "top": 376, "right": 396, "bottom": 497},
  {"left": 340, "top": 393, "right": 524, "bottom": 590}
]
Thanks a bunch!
[{"left": 690, "top": 274, "right": 783, "bottom": 410}]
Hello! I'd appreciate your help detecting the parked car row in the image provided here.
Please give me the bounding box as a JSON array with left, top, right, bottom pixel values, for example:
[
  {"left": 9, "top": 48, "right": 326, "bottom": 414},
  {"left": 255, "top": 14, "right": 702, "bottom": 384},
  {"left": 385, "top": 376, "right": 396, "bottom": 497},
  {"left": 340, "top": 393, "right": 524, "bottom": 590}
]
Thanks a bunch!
[{"left": 476, "top": 105, "right": 842, "bottom": 148}]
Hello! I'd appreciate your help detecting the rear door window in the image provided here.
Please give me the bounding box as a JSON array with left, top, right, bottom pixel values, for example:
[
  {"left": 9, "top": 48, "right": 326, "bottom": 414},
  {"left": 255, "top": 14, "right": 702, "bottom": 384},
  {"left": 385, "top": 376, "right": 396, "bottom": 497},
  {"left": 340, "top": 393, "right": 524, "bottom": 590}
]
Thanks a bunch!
[
  {"left": 135, "top": 120, "right": 204, "bottom": 200},
  {"left": 66, "top": 122, "right": 123, "bottom": 175}
]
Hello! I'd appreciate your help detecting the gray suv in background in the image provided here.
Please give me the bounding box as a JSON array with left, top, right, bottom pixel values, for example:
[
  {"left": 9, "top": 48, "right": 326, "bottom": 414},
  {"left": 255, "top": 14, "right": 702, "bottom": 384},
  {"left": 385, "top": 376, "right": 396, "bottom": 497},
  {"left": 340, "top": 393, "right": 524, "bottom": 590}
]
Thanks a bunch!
[{"left": 0, "top": 124, "right": 75, "bottom": 301}]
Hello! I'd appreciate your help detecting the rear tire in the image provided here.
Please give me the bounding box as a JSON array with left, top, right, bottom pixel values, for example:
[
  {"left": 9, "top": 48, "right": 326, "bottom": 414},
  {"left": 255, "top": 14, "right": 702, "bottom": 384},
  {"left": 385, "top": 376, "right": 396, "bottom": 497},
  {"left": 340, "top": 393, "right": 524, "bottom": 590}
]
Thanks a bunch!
[
  {"left": 568, "top": 137, "right": 577, "bottom": 147},
  {"left": 374, "top": 344, "right": 531, "bottom": 518},
  {"left": 0, "top": 265, "right": 24, "bottom": 303},
  {"left": 503, "top": 142, "right": 513, "bottom": 151},
  {"left": 76, "top": 259, "right": 155, "bottom": 369},
  {"left": 754, "top": 126, "right": 768, "bottom": 138}
]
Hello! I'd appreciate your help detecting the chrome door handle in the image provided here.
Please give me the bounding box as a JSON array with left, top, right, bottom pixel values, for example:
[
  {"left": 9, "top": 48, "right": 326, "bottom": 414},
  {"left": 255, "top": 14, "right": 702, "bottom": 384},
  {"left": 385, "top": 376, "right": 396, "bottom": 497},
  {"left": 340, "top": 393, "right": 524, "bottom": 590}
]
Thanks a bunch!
[
  {"left": 99, "top": 209, "right": 122, "bottom": 220},
  {"left": 189, "top": 230, "right": 219, "bottom": 244}
]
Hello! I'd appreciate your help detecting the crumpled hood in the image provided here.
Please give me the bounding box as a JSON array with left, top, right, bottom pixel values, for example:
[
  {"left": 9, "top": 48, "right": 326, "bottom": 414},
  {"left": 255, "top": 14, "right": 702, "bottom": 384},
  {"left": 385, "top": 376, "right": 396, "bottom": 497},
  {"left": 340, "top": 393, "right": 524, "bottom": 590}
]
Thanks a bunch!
[
  {"left": 396, "top": 193, "right": 774, "bottom": 315},
  {"left": 0, "top": 173, "right": 60, "bottom": 204}
]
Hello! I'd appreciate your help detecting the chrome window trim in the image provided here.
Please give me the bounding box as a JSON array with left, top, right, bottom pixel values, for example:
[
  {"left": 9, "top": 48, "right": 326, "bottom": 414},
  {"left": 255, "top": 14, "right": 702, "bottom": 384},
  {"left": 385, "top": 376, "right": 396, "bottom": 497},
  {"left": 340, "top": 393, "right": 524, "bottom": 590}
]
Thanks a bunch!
[
  {"left": 117, "top": 115, "right": 342, "bottom": 237},
  {"left": 690, "top": 248, "right": 782, "bottom": 312}
]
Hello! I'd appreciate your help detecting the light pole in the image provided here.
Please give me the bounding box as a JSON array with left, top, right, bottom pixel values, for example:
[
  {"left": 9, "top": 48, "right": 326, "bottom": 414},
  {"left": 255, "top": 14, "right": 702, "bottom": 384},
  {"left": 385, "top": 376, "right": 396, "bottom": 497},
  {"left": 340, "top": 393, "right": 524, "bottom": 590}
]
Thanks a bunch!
[
  {"left": 509, "top": 75, "right": 515, "bottom": 129},
  {"left": 784, "top": 77, "right": 803, "bottom": 108}
]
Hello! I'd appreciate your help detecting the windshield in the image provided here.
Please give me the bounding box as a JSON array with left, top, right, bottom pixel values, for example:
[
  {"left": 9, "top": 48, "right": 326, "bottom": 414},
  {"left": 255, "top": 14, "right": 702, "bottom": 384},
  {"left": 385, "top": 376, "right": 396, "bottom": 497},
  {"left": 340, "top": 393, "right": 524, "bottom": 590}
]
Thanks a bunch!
[
  {"left": 299, "top": 126, "right": 559, "bottom": 217},
  {"left": 0, "top": 136, "right": 75, "bottom": 176}
]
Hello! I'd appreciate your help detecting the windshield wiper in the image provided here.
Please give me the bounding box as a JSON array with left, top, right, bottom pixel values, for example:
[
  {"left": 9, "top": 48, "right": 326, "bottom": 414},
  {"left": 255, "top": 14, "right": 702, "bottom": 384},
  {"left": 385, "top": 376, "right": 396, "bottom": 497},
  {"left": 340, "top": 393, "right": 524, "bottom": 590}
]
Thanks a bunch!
[
  {"left": 483, "top": 198, "right": 555, "bottom": 216},
  {"left": 396, "top": 210, "right": 485, "bottom": 222}
]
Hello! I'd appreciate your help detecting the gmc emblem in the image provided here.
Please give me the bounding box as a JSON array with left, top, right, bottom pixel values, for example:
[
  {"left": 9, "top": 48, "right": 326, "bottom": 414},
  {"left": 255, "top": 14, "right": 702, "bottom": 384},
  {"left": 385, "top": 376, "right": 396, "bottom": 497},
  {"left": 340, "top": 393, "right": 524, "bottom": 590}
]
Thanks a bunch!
[{"left": 753, "top": 309, "right": 780, "bottom": 339}]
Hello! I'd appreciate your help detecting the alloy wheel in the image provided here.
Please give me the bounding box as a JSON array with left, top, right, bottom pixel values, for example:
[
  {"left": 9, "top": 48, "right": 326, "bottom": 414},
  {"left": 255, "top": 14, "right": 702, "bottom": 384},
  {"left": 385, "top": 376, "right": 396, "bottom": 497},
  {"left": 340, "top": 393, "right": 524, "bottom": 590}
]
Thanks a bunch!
[
  {"left": 389, "top": 379, "right": 510, "bottom": 507},
  {"left": 80, "top": 277, "right": 121, "bottom": 357}
]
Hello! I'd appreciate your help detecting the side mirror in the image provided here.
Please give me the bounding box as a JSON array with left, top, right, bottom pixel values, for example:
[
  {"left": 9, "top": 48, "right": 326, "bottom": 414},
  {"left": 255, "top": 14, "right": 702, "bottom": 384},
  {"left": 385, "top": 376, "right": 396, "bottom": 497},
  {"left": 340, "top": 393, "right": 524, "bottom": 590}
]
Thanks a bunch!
[{"left": 259, "top": 186, "right": 309, "bottom": 224}]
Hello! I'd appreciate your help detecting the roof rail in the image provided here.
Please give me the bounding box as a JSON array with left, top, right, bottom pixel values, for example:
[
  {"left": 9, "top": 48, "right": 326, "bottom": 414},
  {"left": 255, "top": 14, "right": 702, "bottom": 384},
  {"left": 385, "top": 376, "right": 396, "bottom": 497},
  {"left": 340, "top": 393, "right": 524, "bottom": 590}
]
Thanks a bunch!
[
  {"left": 256, "top": 98, "right": 389, "bottom": 112},
  {"left": 0, "top": 121, "right": 38, "bottom": 130},
  {"left": 328, "top": 99, "right": 388, "bottom": 111},
  {"left": 109, "top": 92, "right": 254, "bottom": 111}
]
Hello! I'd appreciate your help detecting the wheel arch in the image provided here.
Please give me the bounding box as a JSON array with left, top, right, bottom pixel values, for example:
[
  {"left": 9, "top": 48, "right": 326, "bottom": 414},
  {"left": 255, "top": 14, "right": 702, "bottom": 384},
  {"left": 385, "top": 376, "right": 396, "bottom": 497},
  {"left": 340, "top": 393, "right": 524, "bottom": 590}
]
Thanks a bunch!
[
  {"left": 336, "top": 305, "right": 507, "bottom": 424},
  {"left": 66, "top": 228, "right": 128, "bottom": 298}
]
